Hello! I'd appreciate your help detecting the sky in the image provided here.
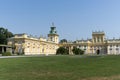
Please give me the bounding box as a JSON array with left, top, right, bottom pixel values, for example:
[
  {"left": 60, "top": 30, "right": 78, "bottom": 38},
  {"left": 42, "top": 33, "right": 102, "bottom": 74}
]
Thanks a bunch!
[{"left": 0, "top": 0, "right": 120, "bottom": 41}]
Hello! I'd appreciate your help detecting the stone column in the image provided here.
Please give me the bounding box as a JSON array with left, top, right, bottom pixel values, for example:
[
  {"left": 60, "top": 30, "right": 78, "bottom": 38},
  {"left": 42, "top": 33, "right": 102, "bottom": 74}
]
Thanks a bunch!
[
  {"left": 69, "top": 46, "right": 73, "bottom": 55},
  {"left": 96, "top": 37, "right": 97, "bottom": 43},
  {"left": 99, "top": 37, "right": 101, "bottom": 42},
  {"left": 2, "top": 47, "right": 4, "bottom": 53}
]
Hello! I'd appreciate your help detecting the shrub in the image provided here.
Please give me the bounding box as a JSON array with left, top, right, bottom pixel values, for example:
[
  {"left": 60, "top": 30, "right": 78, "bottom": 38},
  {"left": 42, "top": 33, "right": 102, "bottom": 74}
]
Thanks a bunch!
[
  {"left": 0, "top": 52, "right": 3, "bottom": 54},
  {"left": 72, "top": 47, "right": 84, "bottom": 55},
  {"left": 2, "top": 52, "right": 12, "bottom": 56},
  {"left": 17, "top": 52, "right": 24, "bottom": 55},
  {"left": 56, "top": 47, "right": 69, "bottom": 55}
]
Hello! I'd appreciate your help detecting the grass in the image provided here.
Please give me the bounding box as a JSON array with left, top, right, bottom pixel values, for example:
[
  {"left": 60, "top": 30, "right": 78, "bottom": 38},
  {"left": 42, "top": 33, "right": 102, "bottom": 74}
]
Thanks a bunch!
[{"left": 0, "top": 55, "right": 120, "bottom": 80}]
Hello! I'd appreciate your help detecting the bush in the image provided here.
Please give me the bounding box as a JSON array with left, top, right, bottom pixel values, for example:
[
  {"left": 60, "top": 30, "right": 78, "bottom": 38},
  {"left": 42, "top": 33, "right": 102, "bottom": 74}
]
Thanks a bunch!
[
  {"left": 72, "top": 47, "right": 84, "bottom": 55},
  {"left": 56, "top": 47, "right": 69, "bottom": 55},
  {"left": 16, "top": 52, "right": 24, "bottom": 55},
  {"left": 2, "top": 52, "right": 12, "bottom": 56}
]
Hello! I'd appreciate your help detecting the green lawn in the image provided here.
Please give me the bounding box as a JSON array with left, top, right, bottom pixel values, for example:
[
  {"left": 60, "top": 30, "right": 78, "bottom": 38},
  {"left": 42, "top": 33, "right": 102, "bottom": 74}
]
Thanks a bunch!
[{"left": 0, "top": 55, "right": 120, "bottom": 80}]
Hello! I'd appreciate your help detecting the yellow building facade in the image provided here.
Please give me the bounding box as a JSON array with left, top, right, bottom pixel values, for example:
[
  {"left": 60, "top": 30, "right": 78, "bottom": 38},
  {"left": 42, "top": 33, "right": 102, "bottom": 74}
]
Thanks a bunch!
[
  {"left": 8, "top": 24, "right": 120, "bottom": 55},
  {"left": 60, "top": 31, "right": 116, "bottom": 55},
  {"left": 8, "top": 24, "right": 59, "bottom": 55},
  {"left": 59, "top": 31, "right": 107, "bottom": 54},
  {"left": 60, "top": 31, "right": 120, "bottom": 55}
]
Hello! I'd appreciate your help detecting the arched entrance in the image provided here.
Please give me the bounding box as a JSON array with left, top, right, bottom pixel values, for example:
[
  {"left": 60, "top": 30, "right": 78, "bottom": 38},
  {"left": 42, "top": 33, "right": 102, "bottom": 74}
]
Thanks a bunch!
[{"left": 97, "top": 49, "right": 100, "bottom": 55}]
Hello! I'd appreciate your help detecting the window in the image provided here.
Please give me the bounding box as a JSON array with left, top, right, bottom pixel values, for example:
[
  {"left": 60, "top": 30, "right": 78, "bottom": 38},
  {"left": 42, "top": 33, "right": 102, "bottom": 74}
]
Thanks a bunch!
[
  {"left": 53, "top": 46, "right": 55, "bottom": 49},
  {"left": 19, "top": 41, "right": 22, "bottom": 44},
  {"left": 28, "top": 43, "right": 30, "bottom": 46},
  {"left": 110, "top": 45, "right": 112, "bottom": 47},
  {"left": 46, "top": 45, "right": 48, "bottom": 49},
  {"left": 116, "top": 45, "right": 118, "bottom": 47},
  {"left": 94, "top": 47, "right": 96, "bottom": 50},
  {"left": 94, "top": 38, "right": 96, "bottom": 43},
  {"left": 84, "top": 45, "right": 86, "bottom": 48},
  {"left": 15, "top": 41, "right": 17, "bottom": 43},
  {"left": 97, "top": 37, "right": 99, "bottom": 42},
  {"left": 51, "top": 37, "right": 52, "bottom": 41},
  {"left": 56, "top": 38, "right": 57, "bottom": 41},
  {"left": 110, "top": 48, "right": 112, "bottom": 50},
  {"left": 116, "top": 48, "right": 119, "bottom": 50}
]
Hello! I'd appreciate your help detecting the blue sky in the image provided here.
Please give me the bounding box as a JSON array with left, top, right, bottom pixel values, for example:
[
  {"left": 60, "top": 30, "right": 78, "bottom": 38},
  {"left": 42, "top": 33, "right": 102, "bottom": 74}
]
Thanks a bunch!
[{"left": 0, "top": 0, "right": 120, "bottom": 41}]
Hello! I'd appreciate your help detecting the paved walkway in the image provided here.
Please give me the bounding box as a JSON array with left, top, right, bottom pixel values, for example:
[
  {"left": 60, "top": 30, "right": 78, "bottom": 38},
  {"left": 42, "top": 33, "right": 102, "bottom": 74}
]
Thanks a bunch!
[
  {"left": 0, "top": 56, "right": 28, "bottom": 58},
  {"left": 0, "top": 54, "right": 54, "bottom": 58}
]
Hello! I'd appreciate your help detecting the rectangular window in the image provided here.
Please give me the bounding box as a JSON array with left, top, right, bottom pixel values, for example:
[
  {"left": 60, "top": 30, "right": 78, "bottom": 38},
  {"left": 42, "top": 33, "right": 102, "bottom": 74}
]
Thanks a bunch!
[
  {"left": 90, "top": 48, "right": 92, "bottom": 50},
  {"left": 97, "top": 37, "right": 99, "bottom": 42},
  {"left": 110, "top": 48, "right": 112, "bottom": 50},
  {"left": 110, "top": 45, "right": 112, "bottom": 47},
  {"left": 116, "top": 45, "right": 118, "bottom": 47},
  {"left": 116, "top": 48, "right": 119, "bottom": 50}
]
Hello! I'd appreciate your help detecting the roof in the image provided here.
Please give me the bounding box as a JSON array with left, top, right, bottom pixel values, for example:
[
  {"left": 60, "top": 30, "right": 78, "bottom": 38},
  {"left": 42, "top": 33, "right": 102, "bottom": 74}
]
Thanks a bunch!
[{"left": 92, "top": 31, "right": 105, "bottom": 35}]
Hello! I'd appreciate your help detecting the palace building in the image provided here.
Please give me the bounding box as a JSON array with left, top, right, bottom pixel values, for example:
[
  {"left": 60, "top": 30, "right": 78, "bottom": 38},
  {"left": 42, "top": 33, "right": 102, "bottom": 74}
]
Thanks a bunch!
[
  {"left": 59, "top": 31, "right": 107, "bottom": 55},
  {"left": 7, "top": 23, "right": 59, "bottom": 55},
  {"left": 7, "top": 23, "right": 120, "bottom": 55},
  {"left": 60, "top": 31, "right": 120, "bottom": 55}
]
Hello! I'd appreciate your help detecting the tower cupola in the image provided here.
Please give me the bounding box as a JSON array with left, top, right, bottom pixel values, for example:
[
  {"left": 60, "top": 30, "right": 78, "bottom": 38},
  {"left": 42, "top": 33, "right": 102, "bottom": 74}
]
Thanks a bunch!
[
  {"left": 49, "top": 23, "right": 57, "bottom": 34},
  {"left": 48, "top": 23, "right": 59, "bottom": 43}
]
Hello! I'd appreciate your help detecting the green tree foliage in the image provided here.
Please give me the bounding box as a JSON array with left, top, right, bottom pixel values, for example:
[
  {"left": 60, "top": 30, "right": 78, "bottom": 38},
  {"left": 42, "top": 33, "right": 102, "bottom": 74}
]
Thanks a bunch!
[
  {"left": 60, "top": 39, "right": 67, "bottom": 43},
  {"left": 0, "top": 27, "right": 13, "bottom": 44},
  {"left": 56, "top": 47, "right": 69, "bottom": 55},
  {"left": 72, "top": 47, "right": 84, "bottom": 55},
  {"left": 2, "top": 52, "right": 12, "bottom": 56}
]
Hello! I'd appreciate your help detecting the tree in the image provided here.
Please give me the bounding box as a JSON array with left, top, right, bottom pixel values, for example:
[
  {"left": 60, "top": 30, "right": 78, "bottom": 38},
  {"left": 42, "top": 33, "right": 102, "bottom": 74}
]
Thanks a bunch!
[
  {"left": 72, "top": 47, "right": 84, "bottom": 55},
  {"left": 0, "top": 27, "right": 13, "bottom": 44},
  {"left": 60, "top": 39, "right": 67, "bottom": 43},
  {"left": 56, "top": 47, "right": 69, "bottom": 55}
]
